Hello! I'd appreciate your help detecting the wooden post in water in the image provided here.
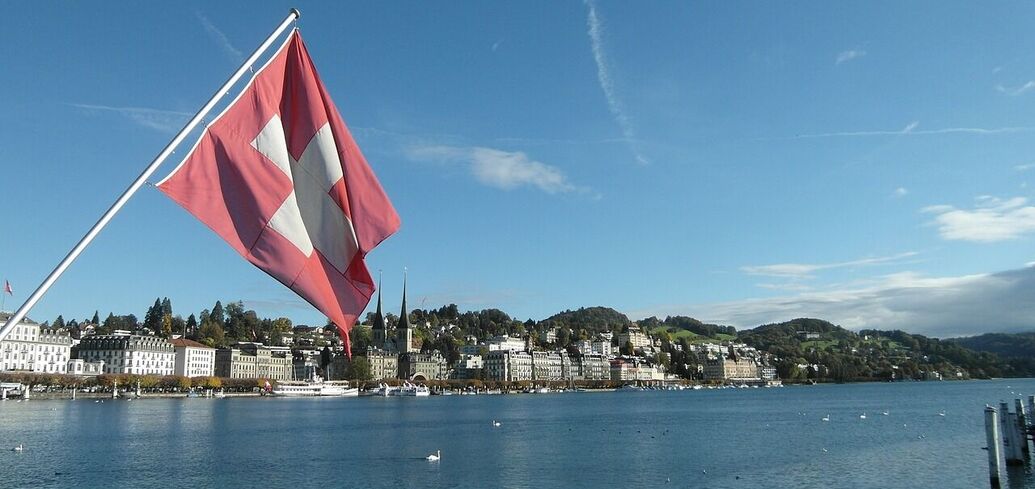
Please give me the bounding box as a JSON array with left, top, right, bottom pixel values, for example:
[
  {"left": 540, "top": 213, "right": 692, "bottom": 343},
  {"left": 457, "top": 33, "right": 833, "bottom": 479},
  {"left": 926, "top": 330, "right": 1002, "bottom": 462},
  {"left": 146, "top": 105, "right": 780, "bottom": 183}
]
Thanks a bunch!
[
  {"left": 1028, "top": 396, "right": 1035, "bottom": 428},
  {"left": 1008, "top": 411, "right": 1025, "bottom": 465},
  {"left": 987, "top": 406, "right": 1004, "bottom": 489},
  {"left": 1016, "top": 399, "right": 1030, "bottom": 456},
  {"left": 1000, "top": 402, "right": 1021, "bottom": 465}
]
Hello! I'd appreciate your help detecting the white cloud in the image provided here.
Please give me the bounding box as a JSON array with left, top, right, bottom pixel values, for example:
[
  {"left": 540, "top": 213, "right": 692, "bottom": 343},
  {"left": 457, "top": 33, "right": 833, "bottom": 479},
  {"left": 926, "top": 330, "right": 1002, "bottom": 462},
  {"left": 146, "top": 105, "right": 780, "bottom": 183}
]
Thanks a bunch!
[
  {"left": 71, "top": 103, "right": 191, "bottom": 133},
  {"left": 196, "top": 12, "right": 243, "bottom": 62},
  {"left": 996, "top": 81, "right": 1035, "bottom": 96},
  {"left": 835, "top": 49, "right": 866, "bottom": 65},
  {"left": 893, "top": 187, "right": 909, "bottom": 197},
  {"left": 741, "top": 252, "right": 919, "bottom": 279},
  {"left": 789, "top": 124, "right": 1035, "bottom": 139},
  {"left": 584, "top": 0, "right": 649, "bottom": 166},
  {"left": 924, "top": 196, "right": 1035, "bottom": 242},
  {"left": 629, "top": 266, "right": 1035, "bottom": 337},
  {"left": 1015, "top": 163, "right": 1035, "bottom": 171},
  {"left": 407, "top": 145, "right": 589, "bottom": 195}
]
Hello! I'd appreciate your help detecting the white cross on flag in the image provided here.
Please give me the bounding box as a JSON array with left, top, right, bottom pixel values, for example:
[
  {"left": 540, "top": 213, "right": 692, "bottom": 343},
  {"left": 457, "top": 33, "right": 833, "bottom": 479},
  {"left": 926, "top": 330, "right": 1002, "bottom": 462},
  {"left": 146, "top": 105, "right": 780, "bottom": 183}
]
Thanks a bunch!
[{"left": 157, "top": 31, "right": 400, "bottom": 353}]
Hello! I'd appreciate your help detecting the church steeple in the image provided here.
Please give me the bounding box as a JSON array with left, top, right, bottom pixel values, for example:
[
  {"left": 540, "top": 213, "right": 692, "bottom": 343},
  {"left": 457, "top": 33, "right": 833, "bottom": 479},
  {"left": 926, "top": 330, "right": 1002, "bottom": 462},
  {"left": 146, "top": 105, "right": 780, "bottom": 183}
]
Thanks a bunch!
[
  {"left": 396, "top": 269, "right": 414, "bottom": 353},
  {"left": 371, "top": 271, "right": 387, "bottom": 349}
]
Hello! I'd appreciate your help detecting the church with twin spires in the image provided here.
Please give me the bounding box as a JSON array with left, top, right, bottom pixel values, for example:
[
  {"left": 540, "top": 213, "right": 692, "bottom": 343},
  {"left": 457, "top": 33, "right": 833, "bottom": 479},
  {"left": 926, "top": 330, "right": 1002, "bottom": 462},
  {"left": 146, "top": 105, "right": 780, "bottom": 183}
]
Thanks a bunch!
[{"left": 365, "top": 275, "right": 446, "bottom": 381}]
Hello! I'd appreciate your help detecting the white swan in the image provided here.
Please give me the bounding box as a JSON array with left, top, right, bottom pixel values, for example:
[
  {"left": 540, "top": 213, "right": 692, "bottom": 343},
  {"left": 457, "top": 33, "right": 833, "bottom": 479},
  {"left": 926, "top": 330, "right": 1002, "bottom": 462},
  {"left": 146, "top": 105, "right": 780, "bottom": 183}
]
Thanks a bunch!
[
  {"left": 426, "top": 449, "right": 440, "bottom": 461},
  {"left": 492, "top": 420, "right": 501, "bottom": 427},
  {"left": 881, "top": 411, "right": 889, "bottom": 416},
  {"left": 11, "top": 444, "right": 23, "bottom": 452},
  {"left": 859, "top": 413, "right": 867, "bottom": 419},
  {"left": 821, "top": 415, "right": 830, "bottom": 422}
]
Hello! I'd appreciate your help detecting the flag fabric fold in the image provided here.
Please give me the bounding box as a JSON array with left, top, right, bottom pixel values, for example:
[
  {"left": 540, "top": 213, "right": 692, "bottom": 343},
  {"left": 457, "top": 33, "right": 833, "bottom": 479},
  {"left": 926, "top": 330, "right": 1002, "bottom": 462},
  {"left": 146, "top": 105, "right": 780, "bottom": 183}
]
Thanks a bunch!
[
  {"left": 3, "top": 280, "right": 11, "bottom": 295},
  {"left": 157, "top": 30, "right": 400, "bottom": 354}
]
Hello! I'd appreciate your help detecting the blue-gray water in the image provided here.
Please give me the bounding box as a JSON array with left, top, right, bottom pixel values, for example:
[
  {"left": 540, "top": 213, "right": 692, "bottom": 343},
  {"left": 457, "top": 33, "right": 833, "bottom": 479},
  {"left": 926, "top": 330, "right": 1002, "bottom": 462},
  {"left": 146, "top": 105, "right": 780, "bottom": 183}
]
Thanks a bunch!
[{"left": 4, "top": 380, "right": 1035, "bottom": 488}]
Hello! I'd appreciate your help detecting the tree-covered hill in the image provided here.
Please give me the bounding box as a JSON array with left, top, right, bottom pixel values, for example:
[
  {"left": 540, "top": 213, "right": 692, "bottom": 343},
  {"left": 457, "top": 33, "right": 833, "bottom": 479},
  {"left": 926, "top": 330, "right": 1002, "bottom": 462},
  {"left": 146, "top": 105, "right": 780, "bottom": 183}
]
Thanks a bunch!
[
  {"left": 949, "top": 332, "right": 1035, "bottom": 358},
  {"left": 539, "top": 307, "right": 633, "bottom": 334}
]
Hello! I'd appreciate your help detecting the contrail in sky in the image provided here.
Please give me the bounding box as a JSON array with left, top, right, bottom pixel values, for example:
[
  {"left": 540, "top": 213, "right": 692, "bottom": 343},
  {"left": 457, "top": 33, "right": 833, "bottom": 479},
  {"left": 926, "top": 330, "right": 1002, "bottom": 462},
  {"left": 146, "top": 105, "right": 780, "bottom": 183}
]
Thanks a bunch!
[{"left": 585, "top": 0, "right": 649, "bottom": 165}]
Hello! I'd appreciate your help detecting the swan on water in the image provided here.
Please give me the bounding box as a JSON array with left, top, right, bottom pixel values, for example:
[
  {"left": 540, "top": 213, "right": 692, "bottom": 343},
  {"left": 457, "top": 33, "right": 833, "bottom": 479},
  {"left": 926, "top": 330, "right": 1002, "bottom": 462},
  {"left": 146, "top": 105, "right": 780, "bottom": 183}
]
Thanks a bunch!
[{"left": 426, "top": 450, "right": 440, "bottom": 461}]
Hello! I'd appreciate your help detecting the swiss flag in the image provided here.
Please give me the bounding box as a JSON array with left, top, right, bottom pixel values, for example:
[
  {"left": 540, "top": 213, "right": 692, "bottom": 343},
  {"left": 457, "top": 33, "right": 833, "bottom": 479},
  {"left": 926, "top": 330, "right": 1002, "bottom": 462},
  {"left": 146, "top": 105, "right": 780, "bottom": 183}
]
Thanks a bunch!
[{"left": 157, "top": 31, "right": 400, "bottom": 354}]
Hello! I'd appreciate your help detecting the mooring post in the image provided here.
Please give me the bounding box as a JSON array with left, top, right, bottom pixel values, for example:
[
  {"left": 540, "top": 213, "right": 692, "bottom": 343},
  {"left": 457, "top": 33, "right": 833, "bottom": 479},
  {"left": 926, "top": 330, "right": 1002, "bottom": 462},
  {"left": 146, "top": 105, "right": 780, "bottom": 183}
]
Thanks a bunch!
[
  {"left": 1028, "top": 396, "right": 1035, "bottom": 428},
  {"left": 1008, "top": 411, "right": 1025, "bottom": 464},
  {"left": 23, "top": 384, "right": 30, "bottom": 400},
  {"left": 1016, "top": 399, "right": 1030, "bottom": 456},
  {"left": 987, "top": 406, "right": 1004, "bottom": 489},
  {"left": 1001, "top": 402, "right": 1020, "bottom": 465}
]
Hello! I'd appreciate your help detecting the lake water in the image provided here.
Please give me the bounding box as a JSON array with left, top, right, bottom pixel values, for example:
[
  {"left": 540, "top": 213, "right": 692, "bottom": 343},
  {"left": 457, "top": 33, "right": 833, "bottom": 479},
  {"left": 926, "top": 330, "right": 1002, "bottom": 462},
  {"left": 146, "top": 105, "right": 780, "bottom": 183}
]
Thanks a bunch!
[{"left": 2, "top": 380, "right": 1035, "bottom": 489}]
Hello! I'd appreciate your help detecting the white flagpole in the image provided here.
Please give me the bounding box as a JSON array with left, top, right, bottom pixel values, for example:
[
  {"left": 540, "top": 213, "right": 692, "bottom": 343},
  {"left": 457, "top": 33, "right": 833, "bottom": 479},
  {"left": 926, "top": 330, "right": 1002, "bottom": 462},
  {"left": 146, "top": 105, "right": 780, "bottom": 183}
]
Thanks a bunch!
[{"left": 0, "top": 9, "right": 301, "bottom": 342}]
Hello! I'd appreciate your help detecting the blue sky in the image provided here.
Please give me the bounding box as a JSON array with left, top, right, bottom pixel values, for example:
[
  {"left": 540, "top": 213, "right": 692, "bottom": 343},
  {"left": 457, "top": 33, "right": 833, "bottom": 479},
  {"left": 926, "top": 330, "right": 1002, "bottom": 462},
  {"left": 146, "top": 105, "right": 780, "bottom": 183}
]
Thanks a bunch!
[{"left": 4, "top": 1, "right": 1035, "bottom": 337}]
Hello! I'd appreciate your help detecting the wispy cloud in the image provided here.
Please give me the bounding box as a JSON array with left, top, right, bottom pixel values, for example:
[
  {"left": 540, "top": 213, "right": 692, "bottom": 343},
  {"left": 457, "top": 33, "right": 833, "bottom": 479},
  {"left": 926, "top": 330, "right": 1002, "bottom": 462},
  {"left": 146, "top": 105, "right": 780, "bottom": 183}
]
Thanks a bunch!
[
  {"left": 1015, "top": 163, "right": 1035, "bottom": 172},
  {"left": 996, "top": 81, "right": 1035, "bottom": 96},
  {"left": 741, "top": 252, "right": 919, "bottom": 280},
  {"left": 196, "top": 11, "right": 243, "bottom": 63},
  {"left": 491, "top": 39, "right": 504, "bottom": 52},
  {"left": 584, "top": 0, "right": 648, "bottom": 166},
  {"left": 407, "top": 145, "right": 592, "bottom": 196},
  {"left": 924, "top": 196, "right": 1035, "bottom": 242},
  {"left": 71, "top": 103, "right": 191, "bottom": 133},
  {"left": 629, "top": 266, "right": 1035, "bottom": 338},
  {"left": 892, "top": 187, "right": 909, "bottom": 198},
  {"left": 836, "top": 49, "right": 866, "bottom": 65},
  {"left": 785, "top": 122, "right": 1035, "bottom": 139}
]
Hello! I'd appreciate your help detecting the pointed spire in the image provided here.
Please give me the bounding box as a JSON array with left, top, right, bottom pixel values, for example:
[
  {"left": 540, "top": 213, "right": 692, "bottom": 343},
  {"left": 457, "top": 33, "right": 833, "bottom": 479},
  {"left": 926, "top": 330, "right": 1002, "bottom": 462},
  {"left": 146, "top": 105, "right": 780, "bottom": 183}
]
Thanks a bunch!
[
  {"left": 373, "top": 270, "right": 386, "bottom": 331},
  {"left": 399, "top": 268, "right": 410, "bottom": 330}
]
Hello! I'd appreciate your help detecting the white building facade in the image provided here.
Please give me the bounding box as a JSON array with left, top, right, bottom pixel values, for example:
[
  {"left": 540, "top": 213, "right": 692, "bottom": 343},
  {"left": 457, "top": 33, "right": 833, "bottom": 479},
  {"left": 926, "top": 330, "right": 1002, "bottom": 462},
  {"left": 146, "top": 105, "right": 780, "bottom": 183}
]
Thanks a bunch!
[
  {"left": 77, "top": 334, "right": 175, "bottom": 376},
  {"left": 171, "top": 339, "right": 216, "bottom": 378},
  {"left": 0, "top": 314, "right": 72, "bottom": 373}
]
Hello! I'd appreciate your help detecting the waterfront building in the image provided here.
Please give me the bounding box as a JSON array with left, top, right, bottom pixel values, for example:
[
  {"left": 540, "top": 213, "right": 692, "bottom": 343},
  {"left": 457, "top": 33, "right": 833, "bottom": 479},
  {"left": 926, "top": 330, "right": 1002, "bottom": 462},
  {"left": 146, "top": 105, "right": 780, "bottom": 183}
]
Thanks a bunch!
[
  {"left": 539, "top": 328, "right": 557, "bottom": 345},
  {"left": 610, "top": 358, "right": 665, "bottom": 382},
  {"left": 77, "top": 334, "right": 175, "bottom": 375},
  {"left": 366, "top": 348, "right": 400, "bottom": 380},
  {"left": 214, "top": 342, "right": 292, "bottom": 380},
  {"left": 460, "top": 344, "right": 484, "bottom": 356},
  {"left": 66, "top": 359, "right": 105, "bottom": 377},
  {"left": 399, "top": 351, "right": 447, "bottom": 381},
  {"left": 700, "top": 345, "right": 761, "bottom": 382},
  {"left": 485, "top": 349, "right": 532, "bottom": 382},
  {"left": 0, "top": 313, "right": 72, "bottom": 373},
  {"left": 575, "top": 353, "right": 611, "bottom": 381},
  {"left": 451, "top": 354, "right": 484, "bottom": 380},
  {"left": 532, "top": 350, "right": 569, "bottom": 381},
  {"left": 170, "top": 338, "right": 215, "bottom": 378}
]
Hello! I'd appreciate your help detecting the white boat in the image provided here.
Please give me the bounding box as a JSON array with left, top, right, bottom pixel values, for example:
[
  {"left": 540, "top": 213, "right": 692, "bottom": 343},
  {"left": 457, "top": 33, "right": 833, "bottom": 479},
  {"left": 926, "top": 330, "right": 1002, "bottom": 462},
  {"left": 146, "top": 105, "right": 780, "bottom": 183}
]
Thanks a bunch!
[
  {"left": 534, "top": 387, "right": 551, "bottom": 394},
  {"left": 371, "top": 383, "right": 398, "bottom": 397},
  {"left": 395, "top": 382, "right": 430, "bottom": 397},
  {"left": 272, "top": 376, "right": 358, "bottom": 397}
]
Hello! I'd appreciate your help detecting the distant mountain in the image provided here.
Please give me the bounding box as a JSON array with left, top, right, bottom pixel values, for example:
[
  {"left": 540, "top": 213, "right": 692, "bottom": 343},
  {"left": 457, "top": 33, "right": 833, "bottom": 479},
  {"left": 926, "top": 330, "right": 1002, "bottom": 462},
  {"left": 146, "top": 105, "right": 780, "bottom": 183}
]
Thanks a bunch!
[{"left": 949, "top": 332, "right": 1035, "bottom": 360}]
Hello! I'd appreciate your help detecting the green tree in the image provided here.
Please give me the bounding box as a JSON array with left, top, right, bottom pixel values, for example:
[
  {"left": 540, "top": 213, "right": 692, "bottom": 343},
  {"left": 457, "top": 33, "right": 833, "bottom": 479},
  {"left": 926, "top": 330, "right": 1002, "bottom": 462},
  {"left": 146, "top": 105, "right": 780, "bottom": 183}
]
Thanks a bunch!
[
  {"left": 52, "top": 315, "right": 65, "bottom": 330},
  {"left": 199, "top": 321, "right": 226, "bottom": 348},
  {"left": 210, "top": 301, "right": 225, "bottom": 327},
  {"left": 185, "top": 314, "right": 198, "bottom": 338},
  {"left": 91, "top": 311, "right": 100, "bottom": 325},
  {"left": 346, "top": 357, "right": 372, "bottom": 381}
]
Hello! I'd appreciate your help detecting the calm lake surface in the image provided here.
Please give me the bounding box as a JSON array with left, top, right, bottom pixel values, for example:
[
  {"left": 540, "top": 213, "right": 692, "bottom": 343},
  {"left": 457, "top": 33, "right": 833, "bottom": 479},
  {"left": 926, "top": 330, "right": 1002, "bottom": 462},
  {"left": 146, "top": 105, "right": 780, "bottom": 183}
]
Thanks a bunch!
[{"left": 3, "top": 380, "right": 1035, "bottom": 489}]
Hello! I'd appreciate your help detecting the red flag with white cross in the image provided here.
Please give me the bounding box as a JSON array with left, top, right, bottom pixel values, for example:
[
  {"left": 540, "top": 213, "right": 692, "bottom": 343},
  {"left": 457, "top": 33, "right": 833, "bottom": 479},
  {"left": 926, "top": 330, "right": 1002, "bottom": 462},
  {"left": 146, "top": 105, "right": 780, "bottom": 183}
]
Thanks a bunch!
[{"left": 157, "top": 31, "right": 400, "bottom": 354}]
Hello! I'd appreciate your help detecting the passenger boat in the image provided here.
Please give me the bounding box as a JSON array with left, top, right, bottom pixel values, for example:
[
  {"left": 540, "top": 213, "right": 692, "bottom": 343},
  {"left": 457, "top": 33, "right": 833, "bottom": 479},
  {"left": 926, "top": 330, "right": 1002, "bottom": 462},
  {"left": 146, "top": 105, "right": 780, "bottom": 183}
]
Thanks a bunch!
[{"left": 272, "top": 376, "right": 358, "bottom": 397}]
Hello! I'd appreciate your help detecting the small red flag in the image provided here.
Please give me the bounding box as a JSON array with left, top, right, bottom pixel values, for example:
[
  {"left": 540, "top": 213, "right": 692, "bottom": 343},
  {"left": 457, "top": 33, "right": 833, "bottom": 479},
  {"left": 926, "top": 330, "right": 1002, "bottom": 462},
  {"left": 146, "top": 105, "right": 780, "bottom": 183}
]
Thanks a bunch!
[
  {"left": 3, "top": 280, "right": 11, "bottom": 295},
  {"left": 157, "top": 31, "right": 400, "bottom": 355}
]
